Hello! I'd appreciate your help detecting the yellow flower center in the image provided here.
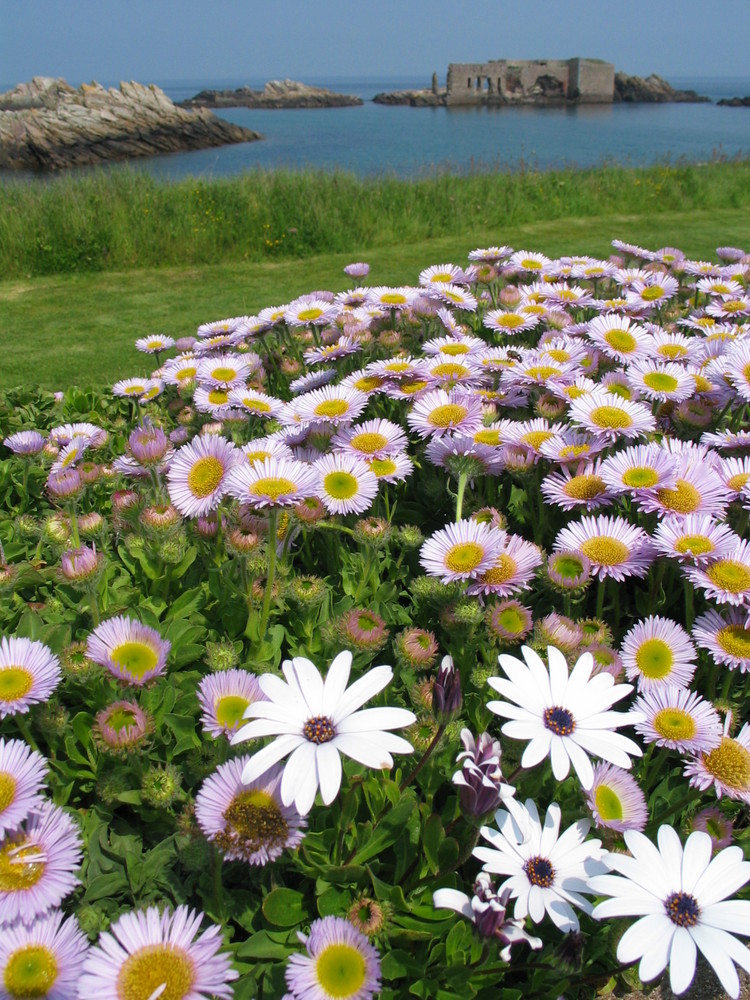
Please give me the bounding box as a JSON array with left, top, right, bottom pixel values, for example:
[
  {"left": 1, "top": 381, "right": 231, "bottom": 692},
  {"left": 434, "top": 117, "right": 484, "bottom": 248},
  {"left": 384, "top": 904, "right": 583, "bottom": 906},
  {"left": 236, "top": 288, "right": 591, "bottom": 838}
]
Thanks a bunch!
[
  {"left": 658, "top": 344, "right": 688, "bottom": 360},
  {"left": 594, "top": 785, "right": 623, "bottom": 821},
  {"left": 444, "top": 542, "right": 484, "bottom": 574},
  {"left": 215, "top": 695, "right": 250, "bottom": 730},
  {"left": 383, "top": 361, "right": 411, "bottom": 373},
  {"left": 352, "top": 376, "right": 383, "bottom": 391},
  {"left": 245, "top": 450, "right": 272, "bottom": 465},
  {"left": 248, "top": 477, "right": 297, "bottom": 501},
  {"left": 242, "top": 399, "right": 271, "bottom": 413},
  {"left": 563, "top": 474, "right": 607, "bottom": 500},
  {"left": 702, "top": 738, "right": 750, "bottom": 792},
  {"left": 176, "top": 366, "right": 197, "bottom": 382},
  {"left": 369, "top": 458, "right": 397, "bottom": 477},
  {"left": 431, "top": 362, "right": 470, "bottom": 379},
  {"left": 524, "top": 366, "right": 561, "bottom": 381},
  {"left": 314, "top": 399, "right": 350, "bottom": 419},
  {"left": 117, "top": 944, "right": 195, "bottom": 1000},
  {"left": 481, "top": 554, "right": 518, "bottom": 585},
  {"left": 187, "top": 456, "right": 225, "bottom": 499},
  {"left": 207, "top": 389, "right": 228, "bottom": 405},
  {"left": 210, "top": 367, "right": 238, "bottom": 382},
  {"left": 640, "top": 285, "right": 665, "bottom": 301},
  {"left": 496, "top": 607, "right": 526, "bottom": 634},
  {"left": 692, "top": 374, "right": 713, "bottom": 393},
  {"left": 474, "top": 429, "right": 502, "bottom": 446},
  {"left": 643, "top": 372, "right": 679, "bottom": 393},
  {"left": 720, "top": 299, "right": 745, "bottom": 313},
  {"left": 218, "top": 789, "right": 289, "bottom": 856},
  {"left": 716, "top": 624, "right": 750, "bottom": 658},
  {"left": 428, "top": 272, "right": 454, "bottom": 283},
  {"left": 634, "top": 638, "right": 673, "bottom": 679},
  {"left": 146, "top": 341, "right": 163, "bottom": 350},
  {"left": 520, "top": 258, "right": 542, "bottom": 270},
  {"left": 0, "top": 839, "right": 45, "bottom": 892},
  {"left": 520, "top": 430, "right": 553, "bottom": 450},
  {"left": 727, "top": 472, "right": 750, "bottom": 493},
  {"left": 706, "top": 560, "right": 750, "bottom": 594},
  {"left": 111, "top": 641, "right": 159, "bottom": 681},
  {"left": 545, "top": 349, "right": 571, "bottom": 362},
  {"left": 622, "top": 467, "right": 659, "bottom": 488},
  {"left": 656, "top": 480, "right": 701, "bottom": 514},
  {"left": 588, "top": 406, "right": 634, "bottom": 430},
  {"left": 3, "top": 944, "right": 58, "bottom": 998},
  {"left": 350, "top": 432, "right": 388, "bottom": 454},
  {"left": 0, "top": 772, "right": 17, "bottom": 814},
  {"left": 0, "top": 667, "right": 33, "bottom": 703},
  {"left": 653, "top": 707, "right": 696, "bottom": 741},
  {"left": 379, "top": 292, "right": 408, "bottom": 305},
  {"left": 496, "top": 313, "right": 526, "bottom": 328},
  {"left": 324, "top": 471, "right": 359, "bottom": 500},
  {"left": 125, "top": 385, "right": 145, "bottom": 395},
  {"left": 579, "top": 537, "right": 630, "bottom": 566},
  {"left": 439, "top": 343, "right": 470, "bottom": 355},
  {"left": 297, "top": 307, "right": 325, "bottom": 322},
  {"left": 427, "top": 404, "right": 468, "bottom": 428},
  {"left": 604, "top": 329, "right": 637, "bottom": 353},
  {"left": 315, "top": 943, "right": 367, "bottom": 999},
  {"left": 400, "top": 379, "right": 428, "bottom": 395},
  {"left": 559, "top": 444, "right": 590, "bottom": 459},
  {"left": 674, "top": 534, "right": 714, "bottom": 556}
]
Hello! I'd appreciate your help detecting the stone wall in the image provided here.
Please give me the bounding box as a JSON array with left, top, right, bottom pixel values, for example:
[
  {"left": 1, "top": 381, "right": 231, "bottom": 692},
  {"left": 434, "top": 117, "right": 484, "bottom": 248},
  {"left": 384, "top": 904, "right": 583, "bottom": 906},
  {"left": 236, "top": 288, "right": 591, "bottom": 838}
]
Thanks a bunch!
[{"left": 446, "top": 58, "right": 614, "bottom": 106}]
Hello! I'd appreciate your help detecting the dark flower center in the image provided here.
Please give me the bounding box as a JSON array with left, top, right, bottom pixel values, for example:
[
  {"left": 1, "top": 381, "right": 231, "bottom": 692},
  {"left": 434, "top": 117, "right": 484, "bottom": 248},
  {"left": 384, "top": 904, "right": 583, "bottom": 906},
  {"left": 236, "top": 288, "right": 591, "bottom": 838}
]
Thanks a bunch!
[
  {"left": 303, "top": 716, "right": 336, "bottom": 744},
  {"left": 665, "top": 891, "right": 700, "bottom": 927},
  {"left": 543, "top": 706, "right": 576, "bottom": 736},
  {"left": 523, "top": 855, "right": 556, "bottom": 888}
]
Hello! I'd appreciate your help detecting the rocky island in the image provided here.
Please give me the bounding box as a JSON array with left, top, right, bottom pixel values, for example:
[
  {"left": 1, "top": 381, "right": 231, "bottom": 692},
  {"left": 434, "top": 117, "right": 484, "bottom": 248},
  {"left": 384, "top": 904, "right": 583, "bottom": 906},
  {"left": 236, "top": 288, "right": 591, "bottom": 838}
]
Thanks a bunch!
[
  {"left": 179, "top": 79, "right": 363, "bottom": 109},
  {"left": 0, "top": 77, "right": 262, "bottom": 171},
  {"left": 613, "top": 73, "right": 710, "bottom": 103},
  {"left": 717, "top": 95, "right": 750, "bottom": 107}
]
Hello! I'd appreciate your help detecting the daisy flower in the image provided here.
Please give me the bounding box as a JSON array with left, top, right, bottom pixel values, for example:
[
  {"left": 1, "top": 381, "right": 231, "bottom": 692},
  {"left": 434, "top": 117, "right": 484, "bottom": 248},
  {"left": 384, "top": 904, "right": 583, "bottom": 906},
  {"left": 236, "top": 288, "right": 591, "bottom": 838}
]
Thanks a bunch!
[
  {"left": 626, "top": 274, "right": 680, "bottom": 309},
  {"left": 636, "top": 461, "right": 732, "bottom": 520},
  {"left": 94, "top": 700, "right": 151, "bottom": 753},
  {"left": 365, "top": 452, "right": 414, "bottom": 484},
  {"left": 232, "top": 651, "right": 415, "bottom": 815},
  {"left": 585, "top": 762, "right": 648, "bottom": 833},
  {"left": 331, "top": 419, "right": 408, "bottom": 459},
  {"left": 483, "top": 309, "right": 538, "bottom": 335},
  {"left": 289, "top": 368, "right": 337, "bottom": 395},
  {"left": 503, "top": 418, "right": 557, "bottom": 454},
  {"left": 285, "top": 916, "right": 381, "bottom": 1000},
  {"left": 365, "top": 286, "right": 418, "bottom": 310},
  {"left": 541, "top": 462, "right": 611, "bottom": 512},
  {"left": 197, "top": 669, "right": 265, "bottom": 739},
  {"left": 626, "top": 360, "right": 695, "bottom": 403},
  {"left": 0, "top": 802, "right": 83, "bottom": 926},
  {"left": 77, "top": 905, "right": 237, "bottom": 1000},
  {"left": 568, "top": 391, "right": 656, "bottom": 442},
  {"left": 464, "top": 533, "right": 543, "bottom": 598},
  {"left": 284, "top": 298, "right": 339, "bottom": 327},
  {"left": 508, "top": 250, "right": 551, "bottom": 273},
  {"left": 419, "top": 263, "right": 465, "bottom": 286},
  {"left": 485, "top": 601, "right": 533, "bottom": 645},
  {"left": 295, "top": 386, "right": 368, "bottom": 427},
  {"left": 227, "top": 388, "right": 285, "bottom": 420},
  {"left": 111, "top": 377, "right": 156, "bottom": 399},
  {"left": 422, "top": 334, "right": 485, "bottom": 357},
  {"left": 586, "top": 315, "right": 651, "bottom": 362},
  {"left": 0, "top": 738, "right": 47, "bottom": 838},
  {"left": 683, "top": 539, "right": 750, "bottom": 606},
  {"left": 420, "top": 519, "right": 506, "bottom": 585},
  {"left": 0, "top": 910, "right": 89, "bottom": 1000},
  {"left": 473, "top": 798, "right": 606, "bottom": 932},
  {"left": 684, "top": 716, "right": 750, "bottom": 804},
  {"left": 538, "top": 430, "right": 601, "bottom": 464},
  {"left": 3, "top": 431, "right": 46, "bottom": 455},
  {"left": 162, "top": 355, "right": 199, "bottom": 386},
  {"left": 486, "top": 645, "right": 643, "bottom": 790},
  {"left": 424, "top": 355, "right": 478, "bottom": 389},
  {"left": 651, "top": 514, "right": 739, "bottom": 563},
  {"left": 689, "top": 806, "right": 734, "bottom": 852},
  {"left": 48, "top": 422, "right": 107, "bottom": 449},
  {"left": 620, "top": 616, "right": 697, "bottom": 690},
  {"left": 406, "top": 389, "right": 484, "bottom": 439},
  {"left": 166, "top": 435, "right": 241, "bottom": 518},
  {"left": 553, "top": 514, "right": 654, "bottom": 582},
  {"left": 693, "top": 608, "right": 750, "bottom": 672},
  {"left": 599, "top": 443, "right": 677, "bottom": 495},
  {"left": 0, "top": 637, "right": 61, "bottom": 719},
  {"left": 225, "top": 456, "right": 318, "bottom": 510},
  {"left": 134, "top": 333, "right": 175, "bottom": 354},
  {"left": 195, "top": 758, "right": 306, "bottom": 865},
  {"left": 86, "top": 616, "right": 170, "bottom": 686},
  {"left": 590, "top": 826, "right": 750, "bottom": 998},
  {"left": 469, "top": 245, "right": 513, "bottom": 264},
  {"left": 241, "top": 437, "right": 294, "bottom": 467},
  {"left": 631, "top": 685, "right": 722, "bottom": 753},
  {"left": 313, "top": 454, "right": 379, "bottom": 516}
]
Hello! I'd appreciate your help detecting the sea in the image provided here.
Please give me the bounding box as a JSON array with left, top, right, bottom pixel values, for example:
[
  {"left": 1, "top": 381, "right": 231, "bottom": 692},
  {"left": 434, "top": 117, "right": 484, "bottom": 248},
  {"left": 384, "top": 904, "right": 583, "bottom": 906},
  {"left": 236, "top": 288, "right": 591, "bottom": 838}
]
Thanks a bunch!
[{"left": 4, "top": 75, "right": 750, "bottom": 180}]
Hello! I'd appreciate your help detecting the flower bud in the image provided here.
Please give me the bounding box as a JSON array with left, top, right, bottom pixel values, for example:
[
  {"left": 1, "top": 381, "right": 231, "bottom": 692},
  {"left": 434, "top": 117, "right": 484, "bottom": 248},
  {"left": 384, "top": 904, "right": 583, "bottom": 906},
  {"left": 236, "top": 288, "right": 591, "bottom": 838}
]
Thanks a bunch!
[{"left": 432, "top": 655, "right": 462, "bottom": 724}]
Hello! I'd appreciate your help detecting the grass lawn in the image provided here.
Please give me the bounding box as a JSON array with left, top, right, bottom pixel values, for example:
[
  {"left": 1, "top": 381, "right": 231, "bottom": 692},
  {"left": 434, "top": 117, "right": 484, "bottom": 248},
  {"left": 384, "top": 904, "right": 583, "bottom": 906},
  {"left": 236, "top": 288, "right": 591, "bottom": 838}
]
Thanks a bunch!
[{"left": 2, "top": 206, "right": 748, "bottom": 390}]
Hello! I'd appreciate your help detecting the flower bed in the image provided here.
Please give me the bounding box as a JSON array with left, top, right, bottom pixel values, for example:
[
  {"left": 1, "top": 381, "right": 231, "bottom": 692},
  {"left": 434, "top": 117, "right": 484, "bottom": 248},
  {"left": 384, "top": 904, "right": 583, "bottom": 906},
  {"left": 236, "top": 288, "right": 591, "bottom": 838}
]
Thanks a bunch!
[{"left": 1, "top": 239, "right": 749, "bottom": 999}]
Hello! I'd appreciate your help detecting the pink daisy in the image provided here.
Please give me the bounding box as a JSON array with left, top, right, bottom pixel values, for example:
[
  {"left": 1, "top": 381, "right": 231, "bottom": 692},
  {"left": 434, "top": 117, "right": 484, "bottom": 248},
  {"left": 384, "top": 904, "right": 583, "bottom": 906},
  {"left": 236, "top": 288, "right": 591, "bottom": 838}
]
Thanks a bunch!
[
  {"left": 0, "top": 637, "right": 61, "bottom": 719},
  {"left": 86, "top": 616, "right": 170, "bottom": 687},
  {"left": 585, "top": 762, "right": 648, "bottom": 833},
  {"left": 620, "top": 616, "right": 697, "bottom": 690},
  {"left": 553, "top": 515, "right": 654, "bottom": 582},
  {"left": 420, "top": 519, "right": 506, "bottom": 584},
  {"left": 0, "top": 737, "right": 47, "bottom": 837}
]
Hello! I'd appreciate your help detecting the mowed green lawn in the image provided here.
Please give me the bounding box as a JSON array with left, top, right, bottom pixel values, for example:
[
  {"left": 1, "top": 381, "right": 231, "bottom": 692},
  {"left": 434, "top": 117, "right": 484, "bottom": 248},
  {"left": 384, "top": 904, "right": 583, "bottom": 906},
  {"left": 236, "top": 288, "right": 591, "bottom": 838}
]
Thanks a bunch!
[{"left": 2, "top": 207, "right": 748, "bottom": 390}]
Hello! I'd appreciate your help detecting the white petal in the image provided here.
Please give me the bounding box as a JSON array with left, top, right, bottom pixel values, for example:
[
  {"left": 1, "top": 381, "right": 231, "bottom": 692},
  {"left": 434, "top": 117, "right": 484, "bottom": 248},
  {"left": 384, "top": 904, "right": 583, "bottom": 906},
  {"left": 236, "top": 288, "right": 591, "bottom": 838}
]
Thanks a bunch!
[
  {"left": 549, "top": 737, "right": 571, "bottom": 781},
  {"left": 545, "top": 895, "right": 579, "bottom": 932},
  {"left": 681, "top": 831, "right": 713, "bottom": 894},
  {"left": 315, "top": 743, "right": 342, "bottom": 805},
  {"left": 690, "top": 925, "right": 745, "bottom": 999},
  {"left": 336, "top": 706, "right": 415, "bottom": 734},
  {"left": 692, "top": 847, "right": 750, "bottom": 906},
  {"left": 487, "top": 676, "right": 547, "bottom": 715},
  {"left": 520, "top": 732, "right": 553, "bottom": 769},
  {"left": 657, "top": 825, "right": 685, "bottom": 890},
  {"left": 332, "top": 664, "right": 393, "bottom": 720},
  {"left": 432, "top": 889, "right": 473, "bottom": 919},
  {"left": 527, "top": 884, "right": 546, "bottom": 923},
  {"left": 258, "top": 671, "right": 301, "bottom": 708},
  {"left": 668, "top": 926, "right": 697, "bottom": 995},
  {"left": 519, "top": 646, "right": 553, "bottom": 702},
  {"left": 240, "top": 734, "right": 304, "bottom": 783},
  {"left": 322, "top": 650, "right": 352, "bottom": 716},
  {"left": 289, "top": 657, "right": 325, "bottom": 715},
  {"left": 547, "top": 645, "right": 570, "bottom": 704},
  {"left": 539, "top": 803, "right": 561, "bottom": 857},
  {"left": 332, "top": 733, "right": 394, "bottom": 769},
  {"left": 566, "top": 738, "right": 594, "bottom": 789},
  {"left": 638, "top": 923, "right": 673, "bottom": 983},
  {"left": 618, "top": 913, "right": 673, "bottom": 965},
  {"left": 701, "top": 899, "right": 750, "bottom": 934},
  {"left": 281, "top": 741, "right": 318, "bottom": 808}
]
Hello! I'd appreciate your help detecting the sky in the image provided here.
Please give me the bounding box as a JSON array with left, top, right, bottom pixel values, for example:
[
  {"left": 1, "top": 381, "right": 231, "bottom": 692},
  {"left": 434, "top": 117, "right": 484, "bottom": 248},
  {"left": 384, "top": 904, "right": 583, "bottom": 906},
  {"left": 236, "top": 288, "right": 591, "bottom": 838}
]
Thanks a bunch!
[{"left": 2, "top": 0, "right": 750, "bottom": 89}]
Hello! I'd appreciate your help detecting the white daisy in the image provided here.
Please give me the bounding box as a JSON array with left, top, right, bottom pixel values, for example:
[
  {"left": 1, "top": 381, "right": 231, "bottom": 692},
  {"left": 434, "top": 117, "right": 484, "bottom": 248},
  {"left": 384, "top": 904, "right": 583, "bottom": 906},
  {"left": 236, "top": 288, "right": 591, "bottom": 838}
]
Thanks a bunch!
[
  {"left": 486, "top": 645, "right": 643, "bottom": 790},
  {"left": 232, "top": 651, "right": 415, "bottom": 815}
]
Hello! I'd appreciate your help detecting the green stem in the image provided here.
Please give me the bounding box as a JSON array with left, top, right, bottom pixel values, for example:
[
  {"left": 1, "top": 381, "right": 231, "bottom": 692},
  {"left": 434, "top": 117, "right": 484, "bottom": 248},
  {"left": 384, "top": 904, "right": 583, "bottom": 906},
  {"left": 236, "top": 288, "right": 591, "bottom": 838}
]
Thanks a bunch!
[
  {"left": 650, "top": 787, "right": 701, "bottom": 831},
  {"left": 87, "top": 584, "right": 101, "bottom": 626},
  {"left": 595, "top": 578, "right": 606, "bottom": 620},
  {"left": 14, "top": 713, "right": 40, "bottom": 753},
  {"left": 67, "top": 503, "right": 81, "bottom": 549},
  {"left": 258, "top": 510, "right": 278, "bottom": 640},
  {"left": 683, "top": 579, "right": 694, "bottom": 630},
  {"left": 211, "top": 846, "right": 225, "bottom": 921},
  {"left": 399, "top": 724, "right": 446, "bottom": 793},
  {"left": 455, "top": 471, "right": 468, "bottom": 522}
]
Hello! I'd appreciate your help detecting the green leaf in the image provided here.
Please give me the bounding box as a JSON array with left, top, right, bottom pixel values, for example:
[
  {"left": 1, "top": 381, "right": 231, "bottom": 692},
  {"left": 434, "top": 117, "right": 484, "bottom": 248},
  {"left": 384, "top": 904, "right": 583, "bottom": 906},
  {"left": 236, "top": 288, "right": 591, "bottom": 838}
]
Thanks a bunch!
[
  {"left": 83, "top": 872, "right": 129, "bottom": 902},
  {"left": 235, "top": 929, "right": 296, "bottom": 960},
  {"left": 351, "top": 793, "right": 417, "bottom": 864},
  {"left": 262, "top": 887, "right": 307, "bottom": 928},
  {"left": 322, "top": 865, "right": 367, "bottom": 886},
  {"left": 437, "top": 837, "right": 459, "bottom": 871},
  {"left": 422, "top": 814, "right": 443, "bottom": 874}
]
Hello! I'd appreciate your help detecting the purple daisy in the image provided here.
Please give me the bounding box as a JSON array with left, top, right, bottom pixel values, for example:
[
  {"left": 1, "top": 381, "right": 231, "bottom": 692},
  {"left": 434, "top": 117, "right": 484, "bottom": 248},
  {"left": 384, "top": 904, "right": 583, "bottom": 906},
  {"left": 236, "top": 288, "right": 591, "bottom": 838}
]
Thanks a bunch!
[
  {"left": 692, "top": 607, "right": 750, "bottom": 672},
  {"left": 3, "top": 431, "right": 46, "bottom": 456},
  {"left": 86, "top": 616, "right": 170, "bottom": 686},
  {"left": 631, "top": 685, "right": 722, "bottom": 753},
  {"left": 683, "top": 716, "right": 750, "bottom": 804},
  {"left": 285, "top": 916, "right": 381, "bottom": 1000},
  {"left": 197, "top": 669, "right": 265, "bottom": 739},
  {"left": 585, "top": 762, "right": 648, "bottom": 833},
  {"left": 620, "top": 616, "right": 697, "bottom": 691},
  {"left": 553, "top": 515, "right": 654, "bottom": 582},
  {"left": 0, "top": 909, "right": 89, "bottom": 1000},
  {"left": 0, "top": 737, "right": 48, "bottom": 837},
  {"left": 195, "top": 758, "right": 306, "bottom": 865},
  {"left": 0, "top": 637, "right": 62, "bottom": 719},
  {"left": 166, "top": 434, "right": 241, "bottom": 519}
]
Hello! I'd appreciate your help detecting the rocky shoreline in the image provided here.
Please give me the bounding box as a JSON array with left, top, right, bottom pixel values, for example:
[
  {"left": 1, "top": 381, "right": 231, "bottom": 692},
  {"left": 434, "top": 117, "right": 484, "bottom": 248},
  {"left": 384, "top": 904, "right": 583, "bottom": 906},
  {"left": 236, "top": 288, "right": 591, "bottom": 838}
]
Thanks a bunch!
[
  {"left": 179, "top": 79, "right": 362, "bottom": 109},
  {"left": 0, "top": 77, "right": 262, "bottom": 172},
  {"left": 717, "top": 95, "right": 750, "bottom": 107},
  {"left": 613, "top": 73, "right": 709, "bottom": 103}
]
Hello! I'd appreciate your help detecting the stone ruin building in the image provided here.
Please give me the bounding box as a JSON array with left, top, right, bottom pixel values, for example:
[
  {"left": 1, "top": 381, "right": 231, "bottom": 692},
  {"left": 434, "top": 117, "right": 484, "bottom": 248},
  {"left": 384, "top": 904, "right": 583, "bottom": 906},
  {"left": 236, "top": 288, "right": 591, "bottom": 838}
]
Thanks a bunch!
[{"left": 445, "top": 58, "right": 614, "bottom": 105}]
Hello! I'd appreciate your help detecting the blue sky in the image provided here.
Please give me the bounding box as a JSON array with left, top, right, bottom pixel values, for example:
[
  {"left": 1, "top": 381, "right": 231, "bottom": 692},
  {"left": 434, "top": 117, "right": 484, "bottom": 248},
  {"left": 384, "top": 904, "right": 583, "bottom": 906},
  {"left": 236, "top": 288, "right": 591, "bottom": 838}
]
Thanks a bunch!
[{"left": 2, "top": 0, "right": 749, "bottom": 88}]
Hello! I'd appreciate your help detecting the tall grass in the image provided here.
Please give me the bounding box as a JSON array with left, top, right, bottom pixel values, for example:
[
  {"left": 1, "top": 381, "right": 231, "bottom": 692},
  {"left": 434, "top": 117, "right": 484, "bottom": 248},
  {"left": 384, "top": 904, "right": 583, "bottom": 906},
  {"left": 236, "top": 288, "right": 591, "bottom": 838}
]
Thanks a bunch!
[{"left": 1, "top": 159, "right": 749, "bottom": 278}]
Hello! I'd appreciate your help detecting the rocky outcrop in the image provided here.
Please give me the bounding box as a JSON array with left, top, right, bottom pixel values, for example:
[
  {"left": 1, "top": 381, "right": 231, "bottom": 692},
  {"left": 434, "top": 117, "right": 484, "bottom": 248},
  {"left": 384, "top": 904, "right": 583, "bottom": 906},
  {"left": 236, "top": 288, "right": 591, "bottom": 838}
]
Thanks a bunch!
[
  {"left": 373, "top": 89, "right": 446, "bottom": 107},
  {"left": 180, "top": 79, "right": 363, "bottom": 109},
  {"left": 0, "top": 77, "right": 262, "bottom": 171},
  {"left": 717, "top": 95, "right": 750, "bottom": 107},
  {"left": 614, "top": 73, "right": 709, "bottom": 103}
]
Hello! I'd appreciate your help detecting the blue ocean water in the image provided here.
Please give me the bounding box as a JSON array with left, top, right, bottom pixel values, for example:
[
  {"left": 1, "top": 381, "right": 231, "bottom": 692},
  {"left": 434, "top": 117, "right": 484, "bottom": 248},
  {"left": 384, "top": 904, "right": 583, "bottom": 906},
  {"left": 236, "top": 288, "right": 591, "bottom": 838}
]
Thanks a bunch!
[{"left": 6, "top": 75, "right": 750, "bottom": 179}]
